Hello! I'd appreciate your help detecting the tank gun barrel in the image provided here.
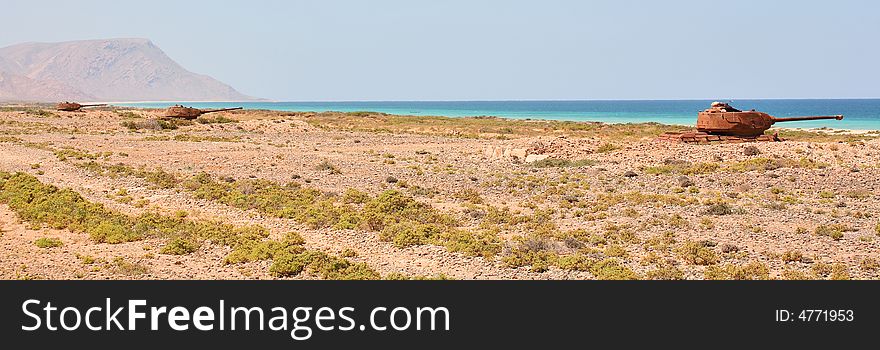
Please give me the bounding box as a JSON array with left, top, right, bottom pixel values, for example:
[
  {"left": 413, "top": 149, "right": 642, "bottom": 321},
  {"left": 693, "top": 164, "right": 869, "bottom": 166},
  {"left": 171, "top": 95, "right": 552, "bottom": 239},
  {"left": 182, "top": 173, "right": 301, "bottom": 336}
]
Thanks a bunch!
[
  {"left": 200, "top": 107, "right": 243, "bottom": 114},
  {"left": 80, "top": 104, "right": 107, "bottom": 108},
  {"left": 771, "top": 115, "right": 844, "bottom": 123}
]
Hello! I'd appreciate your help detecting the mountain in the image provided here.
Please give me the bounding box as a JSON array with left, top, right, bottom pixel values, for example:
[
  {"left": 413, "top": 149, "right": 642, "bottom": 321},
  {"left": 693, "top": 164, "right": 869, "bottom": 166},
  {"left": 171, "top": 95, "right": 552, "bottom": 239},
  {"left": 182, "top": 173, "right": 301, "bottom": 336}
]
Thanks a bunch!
[
  {"left": 0, "top": 38, "right": 256, "bottom": 102},
  {"left": 0, "top": 71, "right": 94, "bottom": 102}
]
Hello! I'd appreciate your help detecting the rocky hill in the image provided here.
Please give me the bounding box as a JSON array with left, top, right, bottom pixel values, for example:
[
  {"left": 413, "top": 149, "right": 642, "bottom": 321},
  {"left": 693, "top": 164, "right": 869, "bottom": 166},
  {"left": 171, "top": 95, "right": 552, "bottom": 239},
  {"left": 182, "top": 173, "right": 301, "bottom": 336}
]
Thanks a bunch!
[{"left": 0, "top": 38, "right": 254, "bottom": 102}]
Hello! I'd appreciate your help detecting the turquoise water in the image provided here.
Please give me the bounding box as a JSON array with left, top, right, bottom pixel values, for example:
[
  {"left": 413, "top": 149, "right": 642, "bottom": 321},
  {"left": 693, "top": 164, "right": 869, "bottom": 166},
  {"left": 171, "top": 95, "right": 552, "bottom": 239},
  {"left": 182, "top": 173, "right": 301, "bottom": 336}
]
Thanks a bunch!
[{"left": 118, "top": 99, "right": 880, "bottom": 130}]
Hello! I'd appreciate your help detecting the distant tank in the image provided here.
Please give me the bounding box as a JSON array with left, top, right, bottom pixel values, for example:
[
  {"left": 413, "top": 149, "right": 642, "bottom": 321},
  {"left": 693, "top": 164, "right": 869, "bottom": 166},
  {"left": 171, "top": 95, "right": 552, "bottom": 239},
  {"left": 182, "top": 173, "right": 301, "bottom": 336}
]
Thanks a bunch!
[
  {"left": 162, "top": 105, "right": 243, "bottom": 119},
  {"left": 56, "top": 102, "right": 107, "bottom": 112},
  {"left": 658, "top": 102, "right": 844, "bottom": 144}
]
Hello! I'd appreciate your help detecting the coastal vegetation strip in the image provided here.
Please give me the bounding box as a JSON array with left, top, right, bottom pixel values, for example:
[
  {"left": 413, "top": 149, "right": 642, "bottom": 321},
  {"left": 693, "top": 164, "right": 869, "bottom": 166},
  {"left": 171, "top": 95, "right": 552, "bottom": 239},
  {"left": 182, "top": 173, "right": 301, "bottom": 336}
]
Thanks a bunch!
[
  {"left": 297, "top": 111, "right": 878, "bottom": 142},
  {"left": 0, "top": 171, "right": 382, "bottom": 280},
  {"left": 2, "top": 106, "right": 876, "bottom": 143},
  {"left": 304, "top": 113, "right": 685, "bottom": 140}
]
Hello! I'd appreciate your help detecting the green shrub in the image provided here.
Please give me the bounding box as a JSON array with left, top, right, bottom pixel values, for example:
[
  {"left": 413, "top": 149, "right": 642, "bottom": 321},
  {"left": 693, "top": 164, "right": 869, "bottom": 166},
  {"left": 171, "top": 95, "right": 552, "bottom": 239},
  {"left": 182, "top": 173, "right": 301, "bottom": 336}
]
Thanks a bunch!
[
  {"left": 143, "top": 168, "right": 180, "bottom": 189},
  {"left": 502, "top": 236, "right": 638, "bottom": 277},
  {"left": 54, "top": 147, "right": 98, "bottom": 161},
  {"left": 270, "top": 250, "right": 379, "bottom": 280},
  {"left": 530, "top": 158, "right": 597, "bottom": 168},
  {"left": 646, "top": 266, "right": 684, "bottom": 280},
  {"left": 121, "top": 119, "right": 177, "bottom": 130},
  {"left": 678, "top": 240, "right": 718, "bottom": 265},
  {"left": 819, "top": 190, "right": 835, "bottom": 199},
  {"left": 77, "top": 254, "right": 97, "bottom": 265},
  {"left": 384, "top": 273, "right": 449, "bottom": 280},
  {"left": 109, "top": 257, "right": 149, "bottom": 276},
  {"left": 604, "top": 244, "right": 628, "bottom": 258},
  {"left": 554, "top": 254, "right": 593, "bottom": 271},
  {"left": 89, "top": 220, "right": 141, "bottom": 243},
  {"left": 503, "top": 250, "right": 556, "bottom": 272},
  {"left": 704, "top": 262, "right": 770, "bottom": 280},
  {"left": 24, "top": 109, "right": 57, "bottom": 118},
  {"left": 815, "top": 224, "right": 850, "bottom": 240},
  {"left": 361, "top": 190, "right": 455, "bottom": 231},
  {"left": 269, "top": 251, "right": 313, "bottom": 276},
  {"left": 158, "top": 120, "right": 180, "bottom": 130},
  {"left": 380, "top": 223, "right": 442, "bottom": 247},
  {"left": 703, "top": 202, "right": 736, "bottom": 216},
  {"left": 34, "top": 237, "right": 63, "bottom": 248},
  {"left": 859, "top": 257, "right": 878, "bottom": 271},
  {"left": 143, "top": 134, "right": 241, "bottom": 143},
  {"left": 595, "top": 143, "right": 619, "bottom": 153},
  {"left": 812, "top": 261, "right": 833, "bottom": 278},
  {"left": 781, "top": 268, "right": 810, "bottom": 280},
  {"left": 830, "top": 263, "right": 850, "bottom": 280},
  {"left": 438, "top": 228, "right": 502, "bottom": 258},
  {"left": 160, "top": 237, "right": 199, "bottom": 255},
  {"left": 340, "top": 248, "right": 358, "bottom": 258},
  {"left": 454, "top": 188, "right": 484, "bottom": 204},
  {"left": 502, "top": 235, "right": 557, "bottom": 271},
  {"left": 225, "top": 232, "right": 305, "bottom": 264},
  {"left": 342, "top": 188, "right": 370, "bottom": 204},
  {"left": 781, "top": 250, "right": 803, "bottom": 263},
  {"left": 197, "top": 116, "right": 237, "bottom": 124},
  {"left": 590, "top": 259, "right": 638, "bottom": 280}
]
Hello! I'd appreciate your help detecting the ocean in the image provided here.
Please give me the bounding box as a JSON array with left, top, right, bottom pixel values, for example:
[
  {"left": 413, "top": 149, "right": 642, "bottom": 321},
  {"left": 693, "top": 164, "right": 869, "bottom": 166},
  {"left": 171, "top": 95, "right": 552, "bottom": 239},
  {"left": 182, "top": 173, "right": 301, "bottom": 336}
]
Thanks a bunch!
[{"left": 118, "top": 99, "right": 880, "bottom": 130}]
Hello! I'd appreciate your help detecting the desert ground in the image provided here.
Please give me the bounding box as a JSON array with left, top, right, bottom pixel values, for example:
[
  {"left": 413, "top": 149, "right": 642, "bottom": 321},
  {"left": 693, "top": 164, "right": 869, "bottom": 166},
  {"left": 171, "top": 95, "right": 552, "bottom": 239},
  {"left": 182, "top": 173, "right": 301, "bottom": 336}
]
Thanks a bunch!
[{"left": 1, "top": 106, "right": 879, "bottom": 280}]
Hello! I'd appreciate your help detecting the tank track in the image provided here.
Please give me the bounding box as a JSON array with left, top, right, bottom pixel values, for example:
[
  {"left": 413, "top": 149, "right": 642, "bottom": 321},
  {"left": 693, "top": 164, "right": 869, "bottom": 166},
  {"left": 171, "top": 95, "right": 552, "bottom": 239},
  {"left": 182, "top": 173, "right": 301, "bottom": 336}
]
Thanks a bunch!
[{"left": 656, "top": 130, "right": 781, "bottom": 144}]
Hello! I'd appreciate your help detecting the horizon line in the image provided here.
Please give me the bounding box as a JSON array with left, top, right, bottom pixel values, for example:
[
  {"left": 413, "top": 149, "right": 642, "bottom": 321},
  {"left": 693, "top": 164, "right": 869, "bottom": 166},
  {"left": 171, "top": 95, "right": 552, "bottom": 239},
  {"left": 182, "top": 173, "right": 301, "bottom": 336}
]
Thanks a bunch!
[{"left": 109, "top": 97, "right": 880, "bottom": 104}]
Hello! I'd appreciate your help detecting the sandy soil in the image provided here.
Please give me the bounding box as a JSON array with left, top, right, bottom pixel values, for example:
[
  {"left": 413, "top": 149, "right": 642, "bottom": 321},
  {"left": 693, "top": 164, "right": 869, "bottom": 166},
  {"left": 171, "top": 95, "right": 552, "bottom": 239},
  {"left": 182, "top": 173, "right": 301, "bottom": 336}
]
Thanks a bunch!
[{"left": 1, "top": 107, "right": 878, "bottom": 279}]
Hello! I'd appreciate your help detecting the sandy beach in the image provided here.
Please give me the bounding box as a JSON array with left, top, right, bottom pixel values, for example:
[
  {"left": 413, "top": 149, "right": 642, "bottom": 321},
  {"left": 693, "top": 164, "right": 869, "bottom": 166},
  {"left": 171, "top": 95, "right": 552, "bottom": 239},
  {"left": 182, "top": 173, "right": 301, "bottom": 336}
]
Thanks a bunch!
[{"left": 0, "top": 106, "right": 878, "bottom": 280}]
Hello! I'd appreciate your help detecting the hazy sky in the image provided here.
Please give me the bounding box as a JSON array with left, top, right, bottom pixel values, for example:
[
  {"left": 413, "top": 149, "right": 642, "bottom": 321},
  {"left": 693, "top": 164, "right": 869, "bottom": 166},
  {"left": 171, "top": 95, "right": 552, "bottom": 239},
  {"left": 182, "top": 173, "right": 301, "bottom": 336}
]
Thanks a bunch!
[{"left": 2, "top": 0, "right": 878, "bottom": 100}]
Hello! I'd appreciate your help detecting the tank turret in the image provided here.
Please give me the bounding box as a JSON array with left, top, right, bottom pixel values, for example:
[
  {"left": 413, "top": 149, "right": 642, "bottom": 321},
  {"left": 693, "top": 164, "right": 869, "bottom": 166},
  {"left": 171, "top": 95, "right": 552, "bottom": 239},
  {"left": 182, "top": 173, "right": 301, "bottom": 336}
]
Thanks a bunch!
[
  {"left": 162, "top": 105, "right": 243, "bottom": 119},
  {"left": 56, "top": 102, "right": 107, "bottom": 112},
  {"left": 657, "top": 102, "right": 844, "bottom": 144},
  {"left": 696, "top": 102, "right": 843, "bottom": 137}
]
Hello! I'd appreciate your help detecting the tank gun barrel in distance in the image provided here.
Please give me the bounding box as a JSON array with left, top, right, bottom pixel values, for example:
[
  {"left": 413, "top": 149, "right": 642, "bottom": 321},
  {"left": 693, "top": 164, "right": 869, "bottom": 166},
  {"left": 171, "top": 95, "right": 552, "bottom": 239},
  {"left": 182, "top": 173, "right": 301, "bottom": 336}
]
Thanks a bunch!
[
  {"left": 771, "top": 115, "right": 844, "bottom": 123},
  {"left": 200, "top": 107, "right": 243, "bottom": 114},
  {"left": 55, "top": 102, "right": 108, "bottom": 111}
]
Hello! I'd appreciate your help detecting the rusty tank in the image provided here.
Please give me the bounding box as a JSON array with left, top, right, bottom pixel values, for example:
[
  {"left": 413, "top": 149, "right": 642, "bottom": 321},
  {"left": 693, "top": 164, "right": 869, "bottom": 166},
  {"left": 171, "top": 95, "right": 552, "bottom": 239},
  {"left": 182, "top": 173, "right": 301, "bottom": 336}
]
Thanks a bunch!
[
  {"left": 657, "top": 102, "right": 844, "bottom": 144},
  {"left": 162, "top": 105, "right": 243, "bottom": 119},
  {"left": 56, "top": 102, "right": 107, "bottom": 112}
]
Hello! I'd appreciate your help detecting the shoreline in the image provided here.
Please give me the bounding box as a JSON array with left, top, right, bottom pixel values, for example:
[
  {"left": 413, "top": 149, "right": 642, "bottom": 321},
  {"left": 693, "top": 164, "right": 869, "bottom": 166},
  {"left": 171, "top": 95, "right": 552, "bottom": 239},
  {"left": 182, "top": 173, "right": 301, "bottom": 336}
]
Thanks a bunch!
[
  {"left": 118, "top": 105, "right": 880, "bottom": 134},
  {"left": 2, "top": 102, "right": 877, "bottom": 133},
  {"left": 108, "top": 99, "right": 880, "bottom": 132}
]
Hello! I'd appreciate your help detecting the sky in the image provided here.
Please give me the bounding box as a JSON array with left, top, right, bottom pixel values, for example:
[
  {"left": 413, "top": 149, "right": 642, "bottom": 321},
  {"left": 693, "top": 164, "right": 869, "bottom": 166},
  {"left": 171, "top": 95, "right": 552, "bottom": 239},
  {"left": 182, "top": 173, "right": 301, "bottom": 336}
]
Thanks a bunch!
[{"left": 1, "top": 0, "right": 878, "bottom": 101}]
